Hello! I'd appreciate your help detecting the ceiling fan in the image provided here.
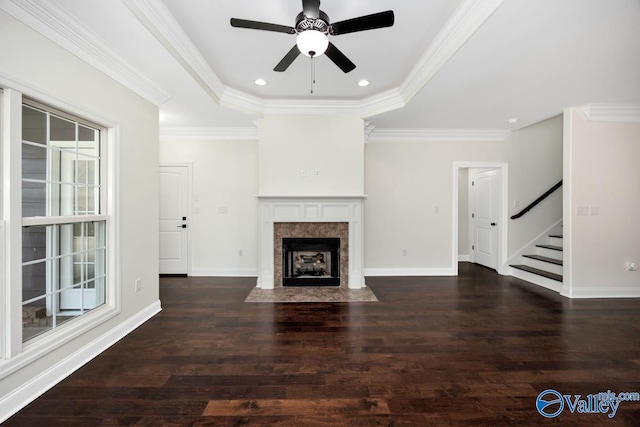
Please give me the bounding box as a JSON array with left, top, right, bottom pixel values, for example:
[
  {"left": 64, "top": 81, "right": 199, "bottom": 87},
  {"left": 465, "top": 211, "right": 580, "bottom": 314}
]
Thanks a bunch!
[{"left": 230, "top": 0, "right": 394, "bottom": 73}]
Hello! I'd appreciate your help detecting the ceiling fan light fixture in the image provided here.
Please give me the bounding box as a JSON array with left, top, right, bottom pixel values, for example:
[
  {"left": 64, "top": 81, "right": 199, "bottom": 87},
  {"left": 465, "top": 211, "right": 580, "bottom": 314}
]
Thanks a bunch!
[{"left": 296, "top": 30, "right": 328, "bottom": 57}]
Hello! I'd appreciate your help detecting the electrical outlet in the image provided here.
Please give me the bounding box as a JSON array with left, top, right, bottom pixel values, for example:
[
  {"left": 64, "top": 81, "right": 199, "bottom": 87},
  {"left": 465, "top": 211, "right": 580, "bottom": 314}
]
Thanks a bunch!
[
  {"left": 627, "top": 262, "right": 638, "bottom": 272},
  {"left": 135, "top": 278, "right": 142, "bottom": 292},
  {"left": 238, "top": 249, "right": 243, "bottom": 256},
  {"left": 402, "top": 248, "right": 408, "bottom": 256}
]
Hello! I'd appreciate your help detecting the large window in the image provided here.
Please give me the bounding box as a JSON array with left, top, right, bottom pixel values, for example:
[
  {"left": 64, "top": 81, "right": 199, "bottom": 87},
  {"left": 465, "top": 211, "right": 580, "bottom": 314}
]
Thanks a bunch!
[{"left": 21, "top": 101, "right": 107, "bottom": 342}]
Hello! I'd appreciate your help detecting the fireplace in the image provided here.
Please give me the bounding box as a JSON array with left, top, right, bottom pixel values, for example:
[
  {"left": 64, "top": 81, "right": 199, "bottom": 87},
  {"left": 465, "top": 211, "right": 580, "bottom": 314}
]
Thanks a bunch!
[
  {"left": 256, "top": 196, "right": 365, "bottom": 289},
  {"left": 283, "top": 238, "right": 340, "bottom": 286}
]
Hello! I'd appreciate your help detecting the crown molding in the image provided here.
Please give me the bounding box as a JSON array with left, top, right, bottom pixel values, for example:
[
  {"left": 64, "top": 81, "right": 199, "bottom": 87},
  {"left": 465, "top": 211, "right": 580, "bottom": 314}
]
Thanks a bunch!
[
  {"left": 398, "top": 0, "right": 507, "bottom": 104},
  {"left": 219, "top": 87, "right": 265, "bottom": 117},
  {"left": 580, "top": 104, "right": 640, "bottom": 123},
  {"left": 363, "top": 121, "right": 377, "bottom": 143},
  {"left": 367, "top": 128, "right": 510, "bottom": 143},
  {"left": 359, "top": 89, "right": 406, "bottom": 118},
  {"left": 123, "top": 0, "right": 225, "bottom": 103},
  {"left": 263, "top": 99, "right": 363, "bottom": 116},
  {"left": 0, "top": 0, "right": 172, "bottom": 106},
  {"left": 160, "top": 126, "right": 258, "bottom": 141}
]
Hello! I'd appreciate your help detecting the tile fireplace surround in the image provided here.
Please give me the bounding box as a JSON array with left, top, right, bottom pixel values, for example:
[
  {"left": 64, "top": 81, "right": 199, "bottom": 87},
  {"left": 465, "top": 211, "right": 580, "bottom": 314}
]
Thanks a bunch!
[{"left": 257, "top": 196, "right": 365, "bottom": 289}]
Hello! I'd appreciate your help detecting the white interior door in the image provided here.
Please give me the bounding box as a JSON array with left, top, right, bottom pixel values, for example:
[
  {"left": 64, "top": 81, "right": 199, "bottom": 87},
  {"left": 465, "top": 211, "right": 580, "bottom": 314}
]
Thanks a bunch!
[
  {"left": 159, "top": 165, "right": 189, "bottom": 274},
  {"left": 471, "top": 169, "right": 499, "bottom": 270}
]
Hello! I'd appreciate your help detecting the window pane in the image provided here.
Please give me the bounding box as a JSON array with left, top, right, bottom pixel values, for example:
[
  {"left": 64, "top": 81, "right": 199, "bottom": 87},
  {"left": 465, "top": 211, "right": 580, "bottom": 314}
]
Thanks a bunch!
[
  {"left": 87, "top": 160, "right": 96, "bottom": 185},
  {"left": 22, "top": 299, "right": 52, "bottom": 341},
  {"left": 22, "top": 143, "right": 47, "bottom": 181},
  {"left": 22, "top": 262, "right": 47, "bottom": 303},
  {"left": 50, "top": 115, "right": 75, "bottom": 142},
  {"left": 22, "top": 181, "right": 47, "bottom": 217},
  {"left": 78, "top": 125, "right": 96, "bottom": 142},
  {"left": 22, "top": 226, "right": 47, "bottom": 263},
  {"left": 59, "top": 149, "right": 75, "bottom": 184},
  {"left": 22, "top": 106, "right": 46, "bottom": 145}
]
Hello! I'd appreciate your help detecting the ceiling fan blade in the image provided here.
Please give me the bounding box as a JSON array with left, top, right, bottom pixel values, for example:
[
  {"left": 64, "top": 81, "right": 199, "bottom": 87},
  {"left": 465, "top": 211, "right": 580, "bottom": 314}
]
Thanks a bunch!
[
  {"left": 230, "top": 18, "right": 295, "bottom": 34},
  {"left": 274, "top": 45, "right": 301, "bottom": 72},
  {"left": 325, "top": 42, "right": 356, "bottom": 73},
  {"left": 330, "top": 10, "right": 394, "bottom": 35},
  {"left": 302, "top": 0, "right": 320, "bottom": 18}
]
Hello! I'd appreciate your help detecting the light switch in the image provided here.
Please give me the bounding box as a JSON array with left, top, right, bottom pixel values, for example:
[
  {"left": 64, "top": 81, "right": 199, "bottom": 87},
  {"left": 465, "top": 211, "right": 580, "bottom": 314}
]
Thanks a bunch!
[{"left": 576, "top": 206, "right": 589, "bottom": 216}]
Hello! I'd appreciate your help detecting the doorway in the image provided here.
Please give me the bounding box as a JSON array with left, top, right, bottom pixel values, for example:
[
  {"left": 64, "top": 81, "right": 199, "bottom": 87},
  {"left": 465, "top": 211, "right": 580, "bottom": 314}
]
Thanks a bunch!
[
  {"left": 453, "top": 162, "right": 508, "bottom": 275},
  {"left": 159, "top": 164, "right": 191, "bottom": 275},
  {"left": 470, "top": 168, "right": 499, "bottom": 270}
]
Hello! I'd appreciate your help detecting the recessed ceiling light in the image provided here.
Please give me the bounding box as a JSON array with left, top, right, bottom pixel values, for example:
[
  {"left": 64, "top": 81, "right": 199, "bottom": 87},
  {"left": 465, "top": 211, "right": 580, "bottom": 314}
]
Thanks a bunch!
[
  {"left": 254, "top": 78, "right": 267, "bottom": 86},
  {"left": 507, "top": 117, "right": 519, "bottom": 124},
  {"left": 357, "top": 79, "right": 370, "bottom": 87}
]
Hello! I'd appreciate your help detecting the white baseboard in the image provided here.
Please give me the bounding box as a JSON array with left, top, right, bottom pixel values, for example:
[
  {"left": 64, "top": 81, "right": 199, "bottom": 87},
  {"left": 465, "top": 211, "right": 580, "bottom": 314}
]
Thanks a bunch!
[
  {"left": 561, "top": 286, "right": 640, "bottom": 299},
  {"left": 190, "top": 268, "right": 258, "bottom": 277},
  {"left": 364, "top": 268, "right": 456, "bottom": 277},
  {"left": 458, "top": 255, "right": 470, "bottom": 262},
  {"left": 0, "top": 300, "right": 162, "bottom": 424}
]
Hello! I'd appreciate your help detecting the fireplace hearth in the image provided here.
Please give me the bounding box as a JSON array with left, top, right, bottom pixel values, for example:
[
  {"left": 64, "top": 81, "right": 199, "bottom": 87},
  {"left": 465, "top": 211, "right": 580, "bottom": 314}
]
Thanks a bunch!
[{"left": 282, "top": 238, "right": 340, "bottom": 286}]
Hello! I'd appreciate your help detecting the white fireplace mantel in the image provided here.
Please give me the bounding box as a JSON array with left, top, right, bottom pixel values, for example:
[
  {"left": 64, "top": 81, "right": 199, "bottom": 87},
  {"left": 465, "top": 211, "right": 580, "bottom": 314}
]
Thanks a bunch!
[{"left": 257, "top": 195, "right": 366, "bottom": 289}]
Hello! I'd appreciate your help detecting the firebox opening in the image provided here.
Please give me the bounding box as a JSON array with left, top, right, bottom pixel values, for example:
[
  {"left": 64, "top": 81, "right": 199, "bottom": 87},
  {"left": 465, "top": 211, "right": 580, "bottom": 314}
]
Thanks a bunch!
[{"left": 282, "top": 237, "right": 340, "bottom": 286}]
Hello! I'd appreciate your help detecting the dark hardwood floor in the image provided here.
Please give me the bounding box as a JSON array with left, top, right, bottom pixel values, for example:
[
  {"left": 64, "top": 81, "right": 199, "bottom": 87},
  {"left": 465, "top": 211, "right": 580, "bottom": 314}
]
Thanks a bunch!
[{"left": 6, "top": 263, "right": 640, "bottom": 426}]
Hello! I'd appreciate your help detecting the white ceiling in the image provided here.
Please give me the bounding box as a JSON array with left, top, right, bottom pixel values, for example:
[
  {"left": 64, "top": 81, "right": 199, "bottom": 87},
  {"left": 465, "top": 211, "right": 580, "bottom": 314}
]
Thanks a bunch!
[{"left": 5, "top": 0, "right": 640, "bottom": 132}]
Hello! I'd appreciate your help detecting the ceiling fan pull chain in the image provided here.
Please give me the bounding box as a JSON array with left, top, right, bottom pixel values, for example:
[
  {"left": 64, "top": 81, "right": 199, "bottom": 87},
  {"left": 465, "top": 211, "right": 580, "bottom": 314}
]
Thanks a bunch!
[{"left": 310, "top": 53, "right": 316, "bottom": 94}]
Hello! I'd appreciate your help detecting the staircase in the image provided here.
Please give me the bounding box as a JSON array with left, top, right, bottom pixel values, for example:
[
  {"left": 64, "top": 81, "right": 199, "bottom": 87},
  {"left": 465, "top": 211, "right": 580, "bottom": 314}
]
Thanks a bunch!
[{"left": 510, "top": 231, "right": 563, "bottom": 291}]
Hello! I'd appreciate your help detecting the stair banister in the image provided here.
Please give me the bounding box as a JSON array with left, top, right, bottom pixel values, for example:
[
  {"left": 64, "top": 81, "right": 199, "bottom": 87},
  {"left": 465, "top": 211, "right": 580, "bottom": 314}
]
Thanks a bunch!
[{"left": 510, "top": 180, "right": 562, "bottom": 220}]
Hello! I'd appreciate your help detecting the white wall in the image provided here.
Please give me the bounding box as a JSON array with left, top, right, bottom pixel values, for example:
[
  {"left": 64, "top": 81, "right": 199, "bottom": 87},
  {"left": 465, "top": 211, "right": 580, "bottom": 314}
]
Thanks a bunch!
[
  {"left": 506, "top": 115, "right": 563, "bottom": 256},
  {"left": 159, "top": 139, "right": 259, "bottom": 275},
  {"left": 0, "top": 10, "right": 159, "bottom": 419},
  {"left": 258, "top": 114, "right": 364, "bottom": 196},
  {"left": 563, "top": 108, "right": 640, "bottom": 297},
  {"left": 364, "top": 139, "right": 508, "bottom": 275}
]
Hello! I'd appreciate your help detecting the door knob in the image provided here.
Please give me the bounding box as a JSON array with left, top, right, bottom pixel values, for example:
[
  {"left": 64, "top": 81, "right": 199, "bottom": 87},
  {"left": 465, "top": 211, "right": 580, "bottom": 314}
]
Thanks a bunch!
[
  {"left": 490, "top": 222, "right": 496, "bottom": 226},
  {"left": 176, "top": 224, "right": 187, "bottom": 228}
]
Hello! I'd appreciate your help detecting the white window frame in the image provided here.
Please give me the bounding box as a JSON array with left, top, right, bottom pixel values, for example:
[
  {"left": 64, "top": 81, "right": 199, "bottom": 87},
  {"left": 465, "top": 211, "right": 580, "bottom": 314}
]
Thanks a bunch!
[{"left": 1, "top": 84, "right": 120, "bottom": 376}]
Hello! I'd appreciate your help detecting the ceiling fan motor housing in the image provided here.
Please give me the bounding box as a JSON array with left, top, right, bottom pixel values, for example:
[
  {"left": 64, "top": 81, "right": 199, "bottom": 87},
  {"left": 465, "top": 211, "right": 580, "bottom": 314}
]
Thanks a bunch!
[{"left": 295, "top": 11, "right": 330, "bottom": 34}]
